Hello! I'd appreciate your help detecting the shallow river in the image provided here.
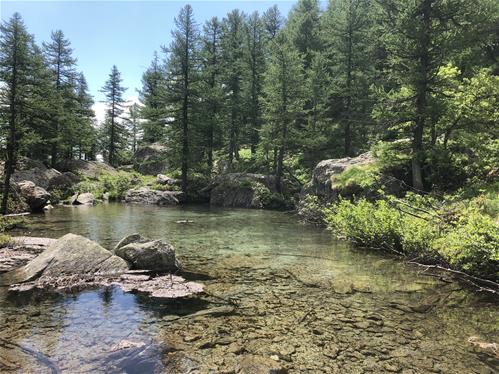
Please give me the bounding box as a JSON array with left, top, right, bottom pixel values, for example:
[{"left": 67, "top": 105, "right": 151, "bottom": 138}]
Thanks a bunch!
[{"left": 0, "top": 204, "right": 497, "bottom": 373}]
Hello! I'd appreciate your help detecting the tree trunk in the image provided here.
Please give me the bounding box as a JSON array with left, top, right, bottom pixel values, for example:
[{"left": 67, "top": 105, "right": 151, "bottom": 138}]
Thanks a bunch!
[
  {"left": 1, "top": 27, "right": 19, "bottom": 215},
  {"left": 411, "top": 0, "right": 432, "bottom": 192}
]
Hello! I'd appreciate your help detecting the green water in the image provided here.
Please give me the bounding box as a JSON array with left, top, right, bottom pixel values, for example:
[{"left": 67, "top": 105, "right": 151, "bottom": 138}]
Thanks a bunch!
[{"left": 0, "top": 204, "right": 497, "bottom": 373}]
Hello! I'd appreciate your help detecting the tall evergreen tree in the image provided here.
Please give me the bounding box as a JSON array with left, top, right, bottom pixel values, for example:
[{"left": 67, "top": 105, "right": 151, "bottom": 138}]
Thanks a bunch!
[
  {"left": 100, "top": 65, "right": 127, "bottom": 167},
  {"left": 323, "top": 0, "right": 374, "bottom": 156},
  {"left": 0, "top": 13, "right": 33, "bottom": 214},
  {"left": 221, "top": 10, "right": 247, "bottom": 166},
  {"left": 244, "top": 12, "right": 265, "bottom": 155},
  {"left": 73, "top": 73, "right": 96, "bottom": 159},
  {"left": 139, "top": 52, "right": 166, "bottom": 144},
  {"left": 377, "top": 0, "right": 482, "bottom": 190},
  {"left": 261, "top": 35, "right": 305, "bottom": 192},
  {"left": 200, "top": 17, "right": 223, "bottom": 172},
  {"left": 43, "top": 30, "right": 77, "bottom": 166},
  {"left": 262, "top": 5, "right": 284, "bottom": 41},
  {"left": 126, "top": 103, "right": 141, "bottom": 155},
  {"left": 165, "top": 5, "right": 200, "bottom": 194}
]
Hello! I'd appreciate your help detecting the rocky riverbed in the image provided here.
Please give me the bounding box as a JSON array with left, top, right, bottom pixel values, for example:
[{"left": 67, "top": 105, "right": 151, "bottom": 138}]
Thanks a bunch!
[{"left": 0, "top": 204, "right": 497, "bottom": 373}]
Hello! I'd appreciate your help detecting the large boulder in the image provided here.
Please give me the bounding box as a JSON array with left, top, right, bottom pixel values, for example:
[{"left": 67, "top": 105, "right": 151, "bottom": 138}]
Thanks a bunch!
[
  {"left": 124, "top": 187, "right": 184, "bottom": 205},
  {"left": 18, "top": 181, "right": 51, "bottom": 211},
  {"left": 47, "top": 171, "right": 80, "bottom": 192},
  {"left": 134, "top": 143, "right": 169, "bottom": 175},
  {"left": 10, "top": 158, "right": 60, "bottom": 189},
  {"left": 57, "top": 159, "right": 117, "bottom": 179},
  {"left": 114, "top": 237, "right": 177, "bottom": 272},
  {"left": 207, "top": 173, "right": 279, "bottom": 209},
  {"left": 156, "top": 174, "right": 180, "bottom": 186},
  {"left": 70, "top": 192, "right": 95, "bottom": 205},
  {"left": 0, "top": 234, "right": 129, "bottom": 286},
  {"left": 300, "top": 152, "right": 375, "bottom": 204}
]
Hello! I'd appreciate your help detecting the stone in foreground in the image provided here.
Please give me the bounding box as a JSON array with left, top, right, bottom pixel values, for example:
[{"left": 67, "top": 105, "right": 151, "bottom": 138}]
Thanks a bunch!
[
  {"left": 0, "top": 233, "right": 128, "bottom": 286},
  {"left": 115, "top": 239, "right": 177, "bottom": 272}
]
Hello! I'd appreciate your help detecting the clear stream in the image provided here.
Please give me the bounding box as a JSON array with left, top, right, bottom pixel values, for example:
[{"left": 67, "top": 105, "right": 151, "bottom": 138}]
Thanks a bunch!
[{"left": 0, "top": 204, "right": 497, "bottom": 373}]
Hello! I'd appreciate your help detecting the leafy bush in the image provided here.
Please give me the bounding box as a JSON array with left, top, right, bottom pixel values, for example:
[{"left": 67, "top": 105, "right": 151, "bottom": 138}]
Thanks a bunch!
[
  {"left": 75, "top": 171, "right": 149, "bottom": 200},
  {"left": 324, "top": 196, "right": 498, "bottom": 280},
  {"left": 332, "top": 163, "right": 381, "bottom": 190},
  {"left": 433, "top": 208, "right": 499, "bottom": 277}
]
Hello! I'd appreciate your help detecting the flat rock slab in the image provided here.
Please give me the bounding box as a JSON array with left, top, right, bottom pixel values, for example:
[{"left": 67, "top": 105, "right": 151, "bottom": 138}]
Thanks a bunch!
[
  {"left": 0, "top": 233, "right": 128, "bottom": 286},
  {"left": 8, "top": 272, "right": 205, "bottom": 299}
]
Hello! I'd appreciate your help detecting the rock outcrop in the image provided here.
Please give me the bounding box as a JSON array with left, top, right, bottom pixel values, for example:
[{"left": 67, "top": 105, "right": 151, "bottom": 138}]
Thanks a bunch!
[
  {"left": 207, "top": 173, "right": 279, "bottom": 209},
  {"left": 10, "top": 158, "right": 60, "bottom": 190},
  {"left": 300, "top": 152, "right": 375, "bottom": 204},
  {"left": 114, "top": 236, "right": 177, "bottom": 272},
  {"left": 0, "top": 234, "right": 129, "bottom": 286},
  {"left": 18, "top": 181, "right": 51, "bottom": 211},
  {"left": 134, "top": 143, "right": 169, "bottom": 175},
  {"left": 47, "top": 171, "right": 80, "bottom": 192},
  {"left": 124, "top": 187, "right": 184, "bottom": 205},
  {"left": 57, "top": 159, "right": 117, "bottom": 179}
]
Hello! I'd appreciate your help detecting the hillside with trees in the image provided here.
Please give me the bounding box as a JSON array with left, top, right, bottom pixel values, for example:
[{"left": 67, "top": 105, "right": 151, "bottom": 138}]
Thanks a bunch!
[{"left": 0, "top": 0, "right": 498, "bottom": 281}]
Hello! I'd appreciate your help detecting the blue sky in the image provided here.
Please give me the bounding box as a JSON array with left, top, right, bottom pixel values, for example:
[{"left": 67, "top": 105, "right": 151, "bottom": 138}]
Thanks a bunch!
[{"left": 1, "top": 1, "right": 297, "bottom": 103}]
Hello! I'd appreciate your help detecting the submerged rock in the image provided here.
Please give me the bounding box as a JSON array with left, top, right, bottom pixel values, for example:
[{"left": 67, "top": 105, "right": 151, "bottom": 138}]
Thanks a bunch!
[
  {"left": 89, "top": 340, "right": 166, "bottom": 373},
  {"left": 115, "top": 239, "right": 177, "bottom": 272},
  {"left": 124, "top": 187, "right": 184, "bottom": 205},
  {"left": 235, "top": 354, "right": 288, "bottom": 374},
  {"left": 0, "top": 233, "right": 128, "bottom": 286},
  {"left": 18, "top": 181, "right": 51, "bottom": 211}
]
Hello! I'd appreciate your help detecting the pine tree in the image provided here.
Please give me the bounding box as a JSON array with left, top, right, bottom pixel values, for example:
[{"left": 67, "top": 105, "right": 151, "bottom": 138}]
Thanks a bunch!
[
  {"left": 139, "top": 52, "right": 166, "bottom": 144},
  {"left": 262, "top": 5, "right": 283, "bottom": 41},
  {"left": 100, "top": 65, "right": 127, "bottom": 167},
  {"left": 323, "top": 0, "right": 374, "bottom": 156},
  {"left": 200, "top": 17, "right": 223, "bottom": 172},
  {"left": 244, "top": 12, "right": 265, "bottom": 155},
  {"left": 125, "top": 103, "right": 141, "bottom": 155},
  {"left": 261, "top": 35, "right": 305, "bottom": 192},
  {"left": 164, "top": 5, "right": 200, "bottom": 194},
  {"left": 0, "top": 13, "right": 34, "bottom": 214},
  {"left": 221, "top": 10, "right": 247, "bottom": 166},
  {"left": 377, "top": 0, "right": 481, "bottom": 190},
  {"left": 74, "top": 73, "right": 96, "bottom": 159},
  {"left": 285, "top": 0, "right": 323, "bottom": 70},
  {"left": 43, "top": 30, "right": 77, "bottom": 166}
]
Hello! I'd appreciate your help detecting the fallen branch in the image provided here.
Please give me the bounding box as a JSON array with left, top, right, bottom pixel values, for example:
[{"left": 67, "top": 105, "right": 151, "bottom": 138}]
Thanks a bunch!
[{"left": 408, "top": 262, "right": 499, "bottom": 295}]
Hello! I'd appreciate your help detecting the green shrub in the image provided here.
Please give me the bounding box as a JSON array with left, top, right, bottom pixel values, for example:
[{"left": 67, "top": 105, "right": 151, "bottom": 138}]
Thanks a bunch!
[
  {"left": 332, "top": 163, "right": 381, "bottom": 190},
  {"left": 75, "top": 171, "right": 149, "bottom": 201},
  {"left": 433, "top": 208, "right": 499, "bottom": 277},
  {"left": 324, "top": 196, "right": 499, "bottom": 280}
]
